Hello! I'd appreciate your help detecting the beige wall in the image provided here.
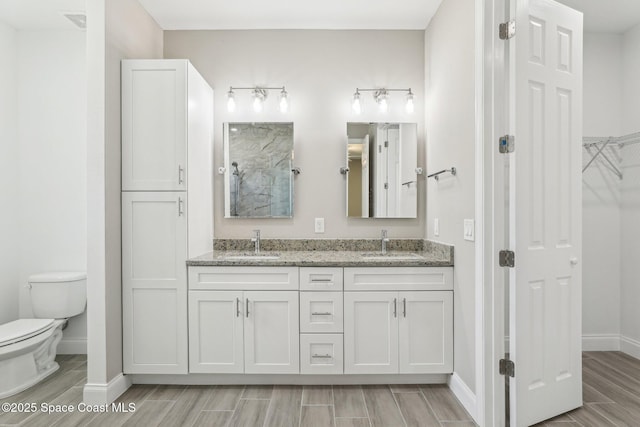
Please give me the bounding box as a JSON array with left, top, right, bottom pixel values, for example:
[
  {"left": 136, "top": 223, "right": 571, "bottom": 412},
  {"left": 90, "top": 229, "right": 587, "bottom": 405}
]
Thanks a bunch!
[
  {"left": 86, "top": 0, "right": 163, "bottom": 388},
  {"left": 164, "top": 30, "right": 425, "bottom": 239},
  {"left": 425, "top": 0, "right": 476, "bottom": 390}
]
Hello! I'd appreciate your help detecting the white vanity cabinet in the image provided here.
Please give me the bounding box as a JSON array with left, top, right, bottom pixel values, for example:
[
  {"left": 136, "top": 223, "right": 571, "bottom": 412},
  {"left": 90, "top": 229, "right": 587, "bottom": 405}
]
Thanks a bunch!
[
  {"left": 122, "top": 59, "right": 213, "bottom": 374},
  {"left": 344, "top": 267, "right": 453, "bottom": 375},
  {"left": 188, "top": 267, "right": 300, "bottom": 374}
]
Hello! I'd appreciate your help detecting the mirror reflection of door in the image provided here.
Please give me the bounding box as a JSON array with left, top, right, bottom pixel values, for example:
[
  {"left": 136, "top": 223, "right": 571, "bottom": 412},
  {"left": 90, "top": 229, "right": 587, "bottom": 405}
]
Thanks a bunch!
[{"left": 346, "top": 123, "right": 418, "bottom": 218}]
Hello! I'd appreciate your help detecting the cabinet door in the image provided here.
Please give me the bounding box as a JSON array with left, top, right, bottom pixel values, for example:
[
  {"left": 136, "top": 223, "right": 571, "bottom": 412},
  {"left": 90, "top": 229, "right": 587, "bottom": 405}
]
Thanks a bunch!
[
  {"left": 122, "top": 60, "right": 187, "bottom": 191},
  {"left": 344, "top": 292, "right": 398, "bottom": 374},
  {"left": 244, "top": 291, "right": 299, "bottom": 374},
  {"left": 399, "top": 291, "right": 453, "bottom": 374},
  {"left": 188, "top": 291, "right": 243, "bottom": 373},
  {"left": 122, "top": 192, "right": 188, "bottom": 374}
]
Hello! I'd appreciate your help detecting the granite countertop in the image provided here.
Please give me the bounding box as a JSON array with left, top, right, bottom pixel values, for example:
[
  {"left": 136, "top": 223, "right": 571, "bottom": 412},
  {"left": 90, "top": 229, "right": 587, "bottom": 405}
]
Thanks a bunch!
[{"left": 187, "top": 239, "right": 454, "bottom": 267}]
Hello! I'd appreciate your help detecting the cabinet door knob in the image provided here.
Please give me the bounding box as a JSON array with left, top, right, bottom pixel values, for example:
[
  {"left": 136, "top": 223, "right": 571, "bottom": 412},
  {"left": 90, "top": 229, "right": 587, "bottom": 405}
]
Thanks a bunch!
[
  {"left": 393, "top": 298, "right": 397, "bottom": 318},
  {"left": 403, "top": 298, "right": 407, "bottom": 318},
  {"left": 570, "top": 257, "right": 579, "bottom": 266},
  {"left": 236, "top": 298, "right": 241, "bottom": 317},
  {"left": 246, "top": 298, "right": 250, "bottom": 317}
]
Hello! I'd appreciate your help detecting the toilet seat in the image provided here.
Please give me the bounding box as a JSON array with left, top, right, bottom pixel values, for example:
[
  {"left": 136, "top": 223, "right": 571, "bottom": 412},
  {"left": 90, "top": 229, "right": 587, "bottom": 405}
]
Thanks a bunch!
[{"left": 0, "top": 319, "right": 55, "bottom": 348}]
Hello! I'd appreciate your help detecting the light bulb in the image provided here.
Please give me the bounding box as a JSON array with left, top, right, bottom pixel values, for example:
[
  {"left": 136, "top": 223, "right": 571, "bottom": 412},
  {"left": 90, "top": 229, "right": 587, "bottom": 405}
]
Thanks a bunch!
[
  {"left": 378, "top": 96, "right": 388, "bottom": 113},
  {"left": 405, "top": 91, "right": 414, "bottom": 114},
  {"left": 279, "top": 88, "right": 288, "bottom": 113},
  {"left": 253, "top": 96, "right": 263, "bottom": 112},
  {"left": 352, "top": 91, "right": 362, "bottom": 115},
  {"left": 227, "top": 89, "right": 236, "bottom": 112}
]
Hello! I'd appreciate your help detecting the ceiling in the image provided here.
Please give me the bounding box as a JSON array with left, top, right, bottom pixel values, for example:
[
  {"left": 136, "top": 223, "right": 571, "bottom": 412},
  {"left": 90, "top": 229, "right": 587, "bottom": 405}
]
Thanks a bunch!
[
  {"left": 0, "top": 0, "right": 85, "bottom": 30},
  {"left": 137, "top": 0, "right": 443, "bottom": 30},
  {"left": 1, "top": 0, "right": 639, "bottom": 33},
  {"left": 556, "top": 0, "right": 640, "bottom": 33}
]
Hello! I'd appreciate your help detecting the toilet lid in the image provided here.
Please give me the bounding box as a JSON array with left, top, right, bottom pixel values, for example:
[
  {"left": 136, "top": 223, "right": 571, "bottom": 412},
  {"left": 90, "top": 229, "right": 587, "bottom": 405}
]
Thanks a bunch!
[{"left": 0, "top": 319, "right": 55, "bottom": 347}]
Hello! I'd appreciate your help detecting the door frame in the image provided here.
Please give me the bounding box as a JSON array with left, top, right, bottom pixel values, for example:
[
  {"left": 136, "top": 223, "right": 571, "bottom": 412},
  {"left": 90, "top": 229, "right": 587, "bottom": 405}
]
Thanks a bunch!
[{"left": 475, "top": 0, "right": 510, "bottom": 425}]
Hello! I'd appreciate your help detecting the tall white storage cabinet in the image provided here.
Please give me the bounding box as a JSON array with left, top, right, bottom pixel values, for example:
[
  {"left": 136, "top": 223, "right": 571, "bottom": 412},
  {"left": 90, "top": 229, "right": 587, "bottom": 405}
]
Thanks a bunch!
[{"left": 122, "top": 60, "right": 213, "bottom": 374}]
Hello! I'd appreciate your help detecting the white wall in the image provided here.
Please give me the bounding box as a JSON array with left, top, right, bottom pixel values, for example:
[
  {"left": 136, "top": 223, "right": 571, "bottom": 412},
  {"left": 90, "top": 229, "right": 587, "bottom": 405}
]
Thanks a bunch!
[
  {"left": 581, "top": 33, "right": 622, "bottom": 344},
  {"left": 425, "top": 0, "right": 476, "bottom": 390},
  {"left": 163, "top": 30, "right": 425, "bottom": 239},
  {"left": 0, "top": 22, "right": 19, "bottom": 325},
  {"left": 621, "top": 23, "right": 640, "bottom": 356},
  {"left": 86, "top": 0, "right": 163, "bottom": 394},
  {"left": 15, "top": 30, "right": 87, "bottom": 351}
]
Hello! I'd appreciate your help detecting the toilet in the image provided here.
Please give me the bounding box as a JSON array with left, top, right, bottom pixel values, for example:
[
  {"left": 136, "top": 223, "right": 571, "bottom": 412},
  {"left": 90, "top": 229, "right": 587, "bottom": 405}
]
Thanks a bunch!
[{"left": 0, "top": 272, "right": 86, "bottom": 398}]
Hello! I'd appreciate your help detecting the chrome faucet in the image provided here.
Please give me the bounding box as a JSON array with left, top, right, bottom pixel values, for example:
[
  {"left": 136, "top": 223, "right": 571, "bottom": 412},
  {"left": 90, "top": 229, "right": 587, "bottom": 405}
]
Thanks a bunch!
[
  {"left": 381, "top": 229, "right": 390, "bottom": 254},
  {"left": 251, "top": 229, "right": 261, "bottom": 254}
]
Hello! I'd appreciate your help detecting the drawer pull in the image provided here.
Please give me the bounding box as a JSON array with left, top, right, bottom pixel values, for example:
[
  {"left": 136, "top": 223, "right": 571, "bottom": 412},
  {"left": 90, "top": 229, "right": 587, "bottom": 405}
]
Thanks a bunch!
[
  {"left": 393, "top": 298, "right": 397, "bottom": 318},
  {"left": 246, "top": 298, "right": 250, "bottom": 317},
  {"left": 403, "top": 298, "right": 407, "bottom": 318},
  {"left": 236, "top": 298, "right": 241, "bottom": 317},
  {"left": 310, "top": 278, "right": 332, "bottom": 282},
  {"left": 312, "top": 354, "right": 333, "bottom": 359},
  {"left": 311, "top": 312, "right": 332, "bottom": 316}
]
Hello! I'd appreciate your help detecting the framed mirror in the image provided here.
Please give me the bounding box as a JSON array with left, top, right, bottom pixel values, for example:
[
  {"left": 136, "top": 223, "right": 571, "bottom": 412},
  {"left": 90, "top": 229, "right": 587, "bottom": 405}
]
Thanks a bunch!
[
  {"left": 346, "top": 122, "right": 418, "bottom": 218},
  {"left": 223, "top": 122, "right": 294, "bottom": 218}
]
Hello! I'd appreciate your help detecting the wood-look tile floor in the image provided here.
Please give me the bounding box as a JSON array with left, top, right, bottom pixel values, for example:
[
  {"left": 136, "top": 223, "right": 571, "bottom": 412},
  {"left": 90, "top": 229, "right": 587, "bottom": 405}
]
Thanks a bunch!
[{"left": 2, "top": 351, "right": 638, "bottom": 426}]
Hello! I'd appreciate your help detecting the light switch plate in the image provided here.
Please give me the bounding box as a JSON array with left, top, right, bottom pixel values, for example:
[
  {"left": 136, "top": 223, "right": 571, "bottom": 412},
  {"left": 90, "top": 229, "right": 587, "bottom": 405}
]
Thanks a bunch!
[
  {"left": 434, "top": 218, "right": 440, "bottom": 237},
  {"left": 464, "top": 219, "right": 475, "bottom": 241},
  {"left": 315, "top": 218, "right": 325, "bottom": 233}
]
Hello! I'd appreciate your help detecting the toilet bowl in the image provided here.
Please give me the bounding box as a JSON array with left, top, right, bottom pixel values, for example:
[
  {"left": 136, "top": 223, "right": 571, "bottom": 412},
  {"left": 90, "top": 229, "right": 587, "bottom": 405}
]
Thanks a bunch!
[{"left": 0, "top": 272, "right": 86, "bottom": 399}]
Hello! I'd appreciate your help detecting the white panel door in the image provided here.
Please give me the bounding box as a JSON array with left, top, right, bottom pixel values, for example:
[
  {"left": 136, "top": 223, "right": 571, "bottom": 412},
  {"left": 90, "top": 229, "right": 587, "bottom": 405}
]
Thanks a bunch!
[
  {"left": 188, "top": 291, "right": 243, "bottom": 373},
  {"left": 122, "top": 192, "right": 188, "bottom": 374},
  {"left": 398, "top": 291, "right": 453, "bottom": 374},
  {"left": 244, "top": 291, "right": 299, "bottom": 374},
  {"left": 122, "top": 60, "right": 187, "bottom": 191},
  {"left": 512, "top": 1, "right": 583, "bottom": 425},
  {"left": 344, "top": 292, "right": 398, "bottom": 374}
]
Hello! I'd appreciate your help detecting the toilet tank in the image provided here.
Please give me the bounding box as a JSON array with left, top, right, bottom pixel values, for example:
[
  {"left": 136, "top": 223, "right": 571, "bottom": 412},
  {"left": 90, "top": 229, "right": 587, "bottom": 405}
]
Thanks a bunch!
[{"left": 28, "top": 272, "right": 87, "bottom": 319}]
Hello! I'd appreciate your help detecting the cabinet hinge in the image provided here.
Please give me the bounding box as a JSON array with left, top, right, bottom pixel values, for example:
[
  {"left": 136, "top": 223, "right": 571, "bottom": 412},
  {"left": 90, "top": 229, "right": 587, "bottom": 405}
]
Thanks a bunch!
[
  {"left": 384, "top": 140, "right": 389, "bottom": 148},
  {"left": 384, "top": 183, "right": 389, "bottom": 190},
  {"left": 499, "top": 250, "right": 515, "bottom": 267},
  {"left": 499, "top": 135, "right": 515, "bottom": 153},
  {"left": 499, "top": 358, "right": 515, "bottom": 377},
  {"left": 499, "top": 21, "right": 516, "bottom": 40}
]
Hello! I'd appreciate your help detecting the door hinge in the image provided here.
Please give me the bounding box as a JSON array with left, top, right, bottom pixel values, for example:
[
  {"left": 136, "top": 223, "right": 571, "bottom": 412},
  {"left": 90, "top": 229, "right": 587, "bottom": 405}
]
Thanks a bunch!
[
  {"left": 499, "top": 20, "right": 516, "bottom": 40},
  {"left": 499, "top": 358, "right": 515, "bottom": 377},
  {"left": 499, "top": 250, "right": 515, "bottom": 267},
  {"left": 499, "top": 135, "right": 515, "bottom": 153}
]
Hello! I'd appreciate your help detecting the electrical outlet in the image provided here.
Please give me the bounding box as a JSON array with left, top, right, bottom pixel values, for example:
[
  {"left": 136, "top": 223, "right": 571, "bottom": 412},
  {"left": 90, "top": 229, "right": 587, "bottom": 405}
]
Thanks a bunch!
[
  {"left": 464, "top": 219, "right": 475, "bottom": 241},
  {"left": 315, "top": 218, "right": 325, "bottom": 233},
  {"left": 434, "top": 218, "right": 440, "bottom": 237}
]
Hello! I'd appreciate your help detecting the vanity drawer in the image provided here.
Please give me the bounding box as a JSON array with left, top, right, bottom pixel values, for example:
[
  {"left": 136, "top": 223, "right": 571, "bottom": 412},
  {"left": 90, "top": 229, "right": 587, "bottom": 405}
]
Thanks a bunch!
[
  {"left": 300, "top": 292, "right": 343, "bottom": 333},
  {"left": 300, "top": 334, "right": 343, "bottom": 375},
  {"left": 344, "top": 267, "right": 453, "bottom": 291},
  {"left": 188, "top": 266, "right": 299, "bottom": 290},
  {"left": 300, "top": 267, "right": 343, "bottom": 291}
]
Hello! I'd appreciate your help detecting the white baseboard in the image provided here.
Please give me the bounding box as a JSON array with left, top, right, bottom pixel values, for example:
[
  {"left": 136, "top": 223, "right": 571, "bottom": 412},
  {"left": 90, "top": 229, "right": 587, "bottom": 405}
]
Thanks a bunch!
[
  {"left": 582, "top": 334, "right": 621, "bottom": 351},
  {"left": 621, "top": 335, "right": 640, "bottom": 359},
  {"left": 83, "top": 373, "right": 131, "bottom": 405},
  {"left": 448, "top": 372, "right": 477, "bottom": 423},
  {"left": 57, "top": 338, "right": 87, "bottom": 354}
]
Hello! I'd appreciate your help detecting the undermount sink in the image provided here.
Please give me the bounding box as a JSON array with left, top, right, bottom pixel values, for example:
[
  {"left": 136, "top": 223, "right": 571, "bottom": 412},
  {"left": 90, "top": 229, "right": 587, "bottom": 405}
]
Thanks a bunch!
[
  {"left": 219, "top": 252, "right": 281, "bottom": 260},
  {"left": 360, "top": 252, "right": 424, "bottom": 260}
]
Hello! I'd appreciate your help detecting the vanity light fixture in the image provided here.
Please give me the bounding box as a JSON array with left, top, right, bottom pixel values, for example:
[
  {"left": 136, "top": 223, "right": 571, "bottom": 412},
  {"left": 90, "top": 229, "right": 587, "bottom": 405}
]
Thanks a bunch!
[
  {"left": 227, "top": 88, "right": 236, "bottom": 112},
  {"left": 351, "top": 88, "right": 415, "bottom": 114},
  {"left": 226, "top": 86, "right": 289, "bottom": 113}
]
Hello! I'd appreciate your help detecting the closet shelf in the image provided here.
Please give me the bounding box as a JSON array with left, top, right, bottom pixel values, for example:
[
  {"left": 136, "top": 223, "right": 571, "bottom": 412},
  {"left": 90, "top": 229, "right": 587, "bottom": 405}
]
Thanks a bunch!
[{"left": 582, "top": 131, "right": 639, "bottom": 179}]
